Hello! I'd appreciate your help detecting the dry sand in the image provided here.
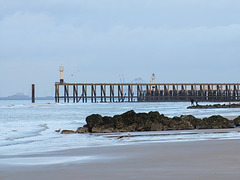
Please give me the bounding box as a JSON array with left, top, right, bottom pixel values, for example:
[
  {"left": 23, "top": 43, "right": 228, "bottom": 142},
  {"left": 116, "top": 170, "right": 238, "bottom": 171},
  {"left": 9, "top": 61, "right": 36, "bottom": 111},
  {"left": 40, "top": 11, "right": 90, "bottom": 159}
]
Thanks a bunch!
[{"left": 1, "top": 136, "right": 240, "bottom": 180}]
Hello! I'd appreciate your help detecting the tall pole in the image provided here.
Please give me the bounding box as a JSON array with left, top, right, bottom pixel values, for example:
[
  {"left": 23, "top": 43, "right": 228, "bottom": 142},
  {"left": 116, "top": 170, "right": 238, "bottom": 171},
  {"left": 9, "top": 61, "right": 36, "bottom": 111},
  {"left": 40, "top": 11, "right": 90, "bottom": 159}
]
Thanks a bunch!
[{"left": 32, "top": 84, "right": 35, "bottom": 103}]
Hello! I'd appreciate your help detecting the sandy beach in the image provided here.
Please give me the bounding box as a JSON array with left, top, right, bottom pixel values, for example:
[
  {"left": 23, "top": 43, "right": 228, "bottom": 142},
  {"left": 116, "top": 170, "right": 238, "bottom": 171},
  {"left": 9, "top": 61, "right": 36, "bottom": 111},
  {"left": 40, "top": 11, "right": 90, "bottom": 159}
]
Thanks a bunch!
[{"left": 1, "top": 130, "right": 240, "bottom": 180}]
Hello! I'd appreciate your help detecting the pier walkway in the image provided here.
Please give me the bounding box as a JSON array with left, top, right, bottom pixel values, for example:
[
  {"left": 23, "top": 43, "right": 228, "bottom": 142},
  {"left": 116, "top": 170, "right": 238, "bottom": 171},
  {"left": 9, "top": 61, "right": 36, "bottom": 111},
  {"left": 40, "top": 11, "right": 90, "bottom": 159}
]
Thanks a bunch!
[{"left": 55, "top": 83, "right": 240, "bottom": 103}]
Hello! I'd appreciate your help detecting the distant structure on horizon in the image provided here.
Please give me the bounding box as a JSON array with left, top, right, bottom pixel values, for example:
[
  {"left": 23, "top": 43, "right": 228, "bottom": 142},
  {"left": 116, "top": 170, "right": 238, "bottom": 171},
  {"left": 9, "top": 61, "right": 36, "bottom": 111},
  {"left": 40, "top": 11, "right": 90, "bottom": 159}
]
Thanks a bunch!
[
  {"left": 0, "top": 93, "right": 54, "bottom": 100},
  {"left": 130, "top": 78, "right": 146, "bottom": 84},
  {"left": 7, "top": 93, "right": 30, "bottom": 100}
]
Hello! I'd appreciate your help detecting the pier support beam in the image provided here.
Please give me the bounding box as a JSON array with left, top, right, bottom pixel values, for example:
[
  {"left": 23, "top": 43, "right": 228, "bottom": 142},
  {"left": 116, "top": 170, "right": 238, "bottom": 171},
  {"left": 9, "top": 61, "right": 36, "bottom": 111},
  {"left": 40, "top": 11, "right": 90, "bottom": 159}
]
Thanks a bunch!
[
  {"left": 128, "top": 85, "right": 133, "bottom": 102},
  {"left": 82, "top": 85, "right": 87, "bottom": 103},
  {"left": 64, "top": 85, "right": 69, "bottom": 103},
  {"left": 91, "top": 85, "right": 97, "bottom": 103},
  {"left": 118, "top": 85, "right": 123, "bottom": 102},
  {"left": 110, "top": 85, "right": 114, "bottom": 102},
  {"left": 73, "top": 85, "right": 78, "bottom": 103},
  {"left": 54, "top": 83, "right": 240, "bottom": 103},
  {"left": 55, "top": 84, "right": 60, "bottom": 103},
  {"left": 101, "top": 85, "right": 106, "bottom": 103}
]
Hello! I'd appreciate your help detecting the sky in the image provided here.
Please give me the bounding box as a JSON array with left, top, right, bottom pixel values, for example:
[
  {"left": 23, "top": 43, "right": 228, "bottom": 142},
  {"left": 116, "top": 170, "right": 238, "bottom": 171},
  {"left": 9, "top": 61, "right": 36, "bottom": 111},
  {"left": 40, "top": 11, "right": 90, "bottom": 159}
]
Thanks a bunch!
[{"left": 1, "top": 0, "right": 240, "bottom": 97}]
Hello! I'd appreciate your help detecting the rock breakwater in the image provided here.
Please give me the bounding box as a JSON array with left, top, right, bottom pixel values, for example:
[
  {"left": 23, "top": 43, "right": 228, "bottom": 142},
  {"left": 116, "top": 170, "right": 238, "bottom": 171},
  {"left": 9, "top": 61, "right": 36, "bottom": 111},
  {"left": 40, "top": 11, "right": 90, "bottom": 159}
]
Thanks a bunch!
[
  {"left": 187, "top": 103, "right": 240, "bottom": 109},
  {"left": 60, "top": 110, "right": 239, "bottom": 134}
]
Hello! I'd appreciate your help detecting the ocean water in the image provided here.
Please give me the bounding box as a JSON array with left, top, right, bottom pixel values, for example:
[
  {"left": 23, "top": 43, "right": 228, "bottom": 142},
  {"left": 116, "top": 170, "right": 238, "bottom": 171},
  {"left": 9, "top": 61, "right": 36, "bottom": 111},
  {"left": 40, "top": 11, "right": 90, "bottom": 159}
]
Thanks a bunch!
[{"left": 1, "top": 100, "right": 240, "bottom": 157}]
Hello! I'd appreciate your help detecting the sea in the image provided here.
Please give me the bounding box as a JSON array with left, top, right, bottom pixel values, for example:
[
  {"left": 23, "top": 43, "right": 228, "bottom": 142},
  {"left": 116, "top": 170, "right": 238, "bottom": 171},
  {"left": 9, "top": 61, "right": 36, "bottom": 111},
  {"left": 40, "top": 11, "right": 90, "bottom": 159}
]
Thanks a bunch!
[{"left": 1, "top": 100, "right": 240, "bottom": 159}]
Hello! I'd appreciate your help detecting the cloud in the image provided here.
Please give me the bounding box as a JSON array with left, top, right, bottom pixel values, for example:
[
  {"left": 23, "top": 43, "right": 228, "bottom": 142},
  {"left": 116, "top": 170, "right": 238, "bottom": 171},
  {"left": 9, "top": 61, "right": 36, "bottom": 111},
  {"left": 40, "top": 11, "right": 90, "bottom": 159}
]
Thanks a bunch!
[
  {"left": 1, "top": 10, "right": 240, "bottom": 73},
  {"left": 1, "top": 0, "right": 240, "bottom": 28},
  {"left": 1, "top": 0, "right": 240, "bottom": 96}
]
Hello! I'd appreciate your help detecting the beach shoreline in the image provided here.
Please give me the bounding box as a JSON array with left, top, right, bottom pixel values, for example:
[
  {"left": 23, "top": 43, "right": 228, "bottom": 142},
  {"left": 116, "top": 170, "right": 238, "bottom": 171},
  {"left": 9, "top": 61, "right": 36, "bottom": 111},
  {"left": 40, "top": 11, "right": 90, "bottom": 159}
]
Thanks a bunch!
[{"left": 1, "top": 129, "right": 240, "bottom": 180}]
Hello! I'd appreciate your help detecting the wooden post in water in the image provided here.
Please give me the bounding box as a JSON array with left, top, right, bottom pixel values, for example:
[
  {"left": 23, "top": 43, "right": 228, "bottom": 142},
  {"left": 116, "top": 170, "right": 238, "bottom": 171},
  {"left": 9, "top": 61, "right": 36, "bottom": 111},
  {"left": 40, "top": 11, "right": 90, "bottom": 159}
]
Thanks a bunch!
[{"left": 32, "top": 84, "right": 35, "bottom": 103}]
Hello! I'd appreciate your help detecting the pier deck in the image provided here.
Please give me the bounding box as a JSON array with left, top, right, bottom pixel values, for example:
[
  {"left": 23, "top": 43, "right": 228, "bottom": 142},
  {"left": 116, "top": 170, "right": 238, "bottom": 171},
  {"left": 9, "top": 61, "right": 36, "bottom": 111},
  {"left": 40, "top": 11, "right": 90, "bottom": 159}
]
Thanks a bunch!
[{"left": 55, "top": 83, "right": 240, "bottom": 103}]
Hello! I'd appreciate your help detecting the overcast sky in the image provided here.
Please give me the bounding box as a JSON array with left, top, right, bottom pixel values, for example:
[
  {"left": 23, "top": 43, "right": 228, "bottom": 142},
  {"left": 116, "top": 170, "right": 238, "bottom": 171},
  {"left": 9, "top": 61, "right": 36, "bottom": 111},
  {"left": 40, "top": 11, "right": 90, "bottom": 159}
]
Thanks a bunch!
[{"left": 1, "top": 0, "right": 240, "bottom": 97}]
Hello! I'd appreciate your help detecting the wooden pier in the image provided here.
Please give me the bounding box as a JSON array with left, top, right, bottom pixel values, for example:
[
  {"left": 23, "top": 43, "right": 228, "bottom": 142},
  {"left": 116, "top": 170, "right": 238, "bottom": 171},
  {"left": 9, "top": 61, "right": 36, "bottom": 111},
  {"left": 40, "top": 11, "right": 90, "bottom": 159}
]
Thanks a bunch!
[{"left": 55, "top": 83, "right": 240, "bottom": 103}]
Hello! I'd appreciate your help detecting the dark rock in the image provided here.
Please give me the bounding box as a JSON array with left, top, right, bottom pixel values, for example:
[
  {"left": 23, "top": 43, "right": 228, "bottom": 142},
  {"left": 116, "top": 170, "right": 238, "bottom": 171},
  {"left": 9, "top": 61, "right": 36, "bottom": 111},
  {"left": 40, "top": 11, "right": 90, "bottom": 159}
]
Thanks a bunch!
[
  {"left": 233, "top": 116, "right": 240, "bottom": 126},
  {"left": 73, "top": 110, "right": 235, "bottom": 134},
  {"left": 180, "top": 115, "right": 201, "bottom": 129},
  {"left": 86, "top": 114, "right": 118, "bottom": 133},
  {"left": 76, "top": 127, "right": 89, "bottom": 133},
  {"left": 141, "top": 111, "right": 165, "bottom": 131},
  {"left": 114, "top": 110, "right": 137, "bottom": 132},
  {"left": 136, "top": 112, "right": 150, "bottom": 131},
  {"left": 168, "top": 116, "right": 193, "bottom": 130},
  {"left": 187, "top": 103, "right": 240, "bottom": 109},
  {"left": 83, "top": 124, "right": 89, "bottom": 128},
  {"left": 101, "top": 116, "right": 116, "bottom": 132},
  {"left": 199, "top": 115, "right": 231, "bottom": 129},
  {"left": 228, "top": 121, "right": 236, "bottom": 128},
  {"left": 55, "top": 128, "right": 61, "bottom": 133},
  {"left": 90, "top": 116, "right": 116, "bottom": 133},
  {"left": 61, "top": 130, "right": 76, "bottom": 134},
  {"left": 86, "top": 114, "right": 103, "bottom": 132},
  {"left": 147, "top": 111, "right": 165, "bottom": 131}
]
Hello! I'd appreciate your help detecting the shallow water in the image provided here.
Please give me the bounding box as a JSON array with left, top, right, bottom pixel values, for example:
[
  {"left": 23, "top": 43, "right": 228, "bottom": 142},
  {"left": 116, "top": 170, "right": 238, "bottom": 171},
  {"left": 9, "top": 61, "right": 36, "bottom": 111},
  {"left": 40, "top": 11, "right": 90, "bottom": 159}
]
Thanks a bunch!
[{"left": 0, "top": 100, "right": 240, "bottom": 156}]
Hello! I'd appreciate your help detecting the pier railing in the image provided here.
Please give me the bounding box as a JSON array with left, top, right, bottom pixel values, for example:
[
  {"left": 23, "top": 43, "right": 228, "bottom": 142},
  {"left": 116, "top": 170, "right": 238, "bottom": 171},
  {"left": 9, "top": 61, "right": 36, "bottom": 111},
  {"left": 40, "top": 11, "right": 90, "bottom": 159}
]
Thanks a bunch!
[{"left": 55, "top": 83, "right": 240, "bottom": 103}]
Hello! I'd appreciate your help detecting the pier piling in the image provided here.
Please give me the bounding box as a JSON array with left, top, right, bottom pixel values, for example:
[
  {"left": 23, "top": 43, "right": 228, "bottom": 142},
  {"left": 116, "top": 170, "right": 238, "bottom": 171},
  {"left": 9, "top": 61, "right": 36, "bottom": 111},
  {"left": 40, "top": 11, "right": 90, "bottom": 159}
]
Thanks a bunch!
[{"left": 54, "top": 83, "right": 240, "bottom": 103}]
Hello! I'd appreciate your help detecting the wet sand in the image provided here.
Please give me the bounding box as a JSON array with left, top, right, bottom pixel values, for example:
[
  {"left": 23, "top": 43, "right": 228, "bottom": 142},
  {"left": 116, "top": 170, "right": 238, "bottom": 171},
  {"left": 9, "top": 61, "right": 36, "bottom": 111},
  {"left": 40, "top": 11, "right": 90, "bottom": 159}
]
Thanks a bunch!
[{"left": 1, "top": 137, "right": 240, "bottom": 180}]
